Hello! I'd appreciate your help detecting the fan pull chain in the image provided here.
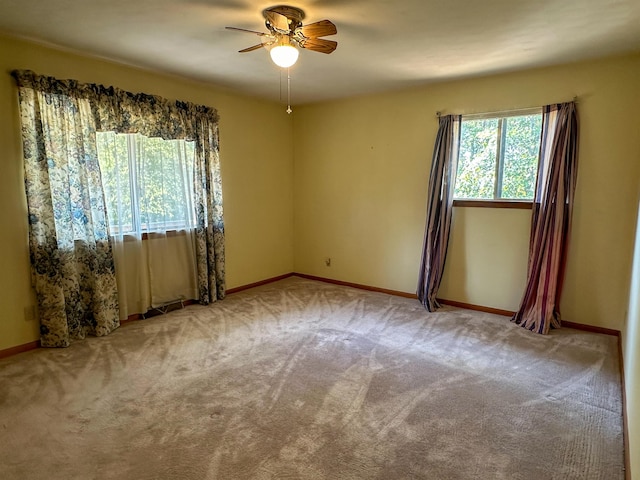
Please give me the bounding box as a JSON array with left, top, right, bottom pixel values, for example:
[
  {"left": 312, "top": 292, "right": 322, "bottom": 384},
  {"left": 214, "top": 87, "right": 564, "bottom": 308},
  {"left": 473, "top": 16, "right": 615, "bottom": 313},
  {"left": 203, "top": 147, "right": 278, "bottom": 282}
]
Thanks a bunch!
[{"left": 286, "top": 68, "right": 292, "bottom": 114}]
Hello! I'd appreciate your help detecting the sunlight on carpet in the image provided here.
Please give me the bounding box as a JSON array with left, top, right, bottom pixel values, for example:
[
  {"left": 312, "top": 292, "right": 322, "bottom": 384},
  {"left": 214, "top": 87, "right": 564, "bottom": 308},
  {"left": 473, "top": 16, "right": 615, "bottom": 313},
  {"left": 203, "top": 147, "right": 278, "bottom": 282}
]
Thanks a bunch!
[{"left": 0, "top": 277, "right": 624, "bottom": 479}]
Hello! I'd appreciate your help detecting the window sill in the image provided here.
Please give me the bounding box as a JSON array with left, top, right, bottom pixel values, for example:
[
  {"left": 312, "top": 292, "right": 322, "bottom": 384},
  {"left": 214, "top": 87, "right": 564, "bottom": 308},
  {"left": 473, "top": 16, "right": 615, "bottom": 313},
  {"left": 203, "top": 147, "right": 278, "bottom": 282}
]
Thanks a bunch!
[
  {"left": 115, "top": 229, "right": 193, "bottom": 242},
  {"left": 453, "top": 199, "right": 532, "bottom": 209},
  {"left": 142, "top": 230, "right": 190, "bottom": 240}
]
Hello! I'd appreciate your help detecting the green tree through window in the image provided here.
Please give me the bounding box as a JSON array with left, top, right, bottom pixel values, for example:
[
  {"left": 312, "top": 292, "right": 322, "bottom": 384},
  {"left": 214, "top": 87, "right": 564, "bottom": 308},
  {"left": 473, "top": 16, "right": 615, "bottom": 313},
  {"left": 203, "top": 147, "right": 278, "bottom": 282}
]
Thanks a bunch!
[
  {"left": 96, "top": 132, "right": 196, "bottom": 235},
  {"left": 454, "top": 112, "right": 542, "bottom": 200}
]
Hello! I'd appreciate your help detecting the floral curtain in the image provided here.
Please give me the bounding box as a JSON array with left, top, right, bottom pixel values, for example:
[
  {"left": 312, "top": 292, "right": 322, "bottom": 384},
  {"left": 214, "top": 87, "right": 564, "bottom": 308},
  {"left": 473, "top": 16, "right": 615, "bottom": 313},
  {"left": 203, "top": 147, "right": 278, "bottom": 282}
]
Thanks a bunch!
[
  {"left": 417, "top": 115, "right": 461, "bottom": 311},
  {"left": 512, "top": 102, "right": 579, "bottom": 334},
  {"left": 12, "top": 72, "right": 119, "bottom": 347},
  {"left": 12, "top": 70, "right": 225, "bottom": 347},
  {"left": 192, "top": 112, "right": 226, "bottom": 303}
]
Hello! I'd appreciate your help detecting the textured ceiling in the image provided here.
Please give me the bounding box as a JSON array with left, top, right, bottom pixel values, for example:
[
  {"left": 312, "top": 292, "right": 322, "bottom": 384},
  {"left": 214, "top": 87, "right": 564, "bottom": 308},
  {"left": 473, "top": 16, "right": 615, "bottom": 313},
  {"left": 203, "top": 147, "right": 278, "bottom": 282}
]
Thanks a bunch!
[{"left": 0, "top": 0, "right": 639, "bottom": 105}]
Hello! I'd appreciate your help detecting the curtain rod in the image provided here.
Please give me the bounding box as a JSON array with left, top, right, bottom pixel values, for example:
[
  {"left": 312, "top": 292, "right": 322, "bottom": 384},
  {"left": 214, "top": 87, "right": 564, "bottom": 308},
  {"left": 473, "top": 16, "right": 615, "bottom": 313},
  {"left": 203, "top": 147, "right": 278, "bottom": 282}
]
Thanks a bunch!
[{"left": 436, "top": 96, "right": 578, "bottom": 118}]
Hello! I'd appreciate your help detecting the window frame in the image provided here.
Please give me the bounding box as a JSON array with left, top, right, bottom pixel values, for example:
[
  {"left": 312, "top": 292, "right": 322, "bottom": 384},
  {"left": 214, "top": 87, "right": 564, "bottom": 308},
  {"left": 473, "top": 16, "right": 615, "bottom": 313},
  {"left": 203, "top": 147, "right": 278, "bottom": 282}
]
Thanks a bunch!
[
  {"left": 97, "top": 132, "right": 197, "bottom": 236},
  {"left": 453, "top": 107, "right": 542, "bottom": 209}
]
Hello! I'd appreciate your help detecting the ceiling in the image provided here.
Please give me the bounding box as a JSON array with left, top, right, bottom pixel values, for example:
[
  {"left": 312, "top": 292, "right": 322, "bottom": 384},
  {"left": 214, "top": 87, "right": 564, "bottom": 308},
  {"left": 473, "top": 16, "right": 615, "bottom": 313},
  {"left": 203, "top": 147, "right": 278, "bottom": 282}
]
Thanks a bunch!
[{"left": 0, "top": 0, "right": 639, "bottom": 105}]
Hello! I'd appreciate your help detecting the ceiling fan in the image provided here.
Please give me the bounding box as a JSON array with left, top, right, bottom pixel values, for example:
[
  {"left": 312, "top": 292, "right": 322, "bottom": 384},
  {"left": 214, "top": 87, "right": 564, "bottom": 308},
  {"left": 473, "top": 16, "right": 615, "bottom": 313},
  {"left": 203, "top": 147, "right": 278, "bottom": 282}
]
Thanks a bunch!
[{"left": 226, "top": 5, "right": 338, "bottom": 68}]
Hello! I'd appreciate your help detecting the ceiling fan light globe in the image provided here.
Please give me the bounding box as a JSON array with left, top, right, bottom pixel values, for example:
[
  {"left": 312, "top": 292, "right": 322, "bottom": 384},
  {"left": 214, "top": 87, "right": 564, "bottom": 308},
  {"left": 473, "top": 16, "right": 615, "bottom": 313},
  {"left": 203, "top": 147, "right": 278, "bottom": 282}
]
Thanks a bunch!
[{"left": 270, "top": 45, "right": 299, "bottom": 68}]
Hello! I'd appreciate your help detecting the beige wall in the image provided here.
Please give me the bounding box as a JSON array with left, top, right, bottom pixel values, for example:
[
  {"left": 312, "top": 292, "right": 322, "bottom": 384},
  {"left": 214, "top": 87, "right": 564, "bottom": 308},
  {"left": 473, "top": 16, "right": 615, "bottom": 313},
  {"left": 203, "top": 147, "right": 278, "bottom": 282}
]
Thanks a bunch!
[
  {"left": 0, "top": 35, "right": 294, "bottom": 351},
  {"left": 293, "top": 53, "right": 640, "bottom": 332},
  {"left": 439, "top": 207, "right": 530, "bottom": 311},
  {"left": 294, "top": 57, "right": 640, "bottom": 479},
  {"left": 624, "top": 200, "right": 640, "bottom": 480}
]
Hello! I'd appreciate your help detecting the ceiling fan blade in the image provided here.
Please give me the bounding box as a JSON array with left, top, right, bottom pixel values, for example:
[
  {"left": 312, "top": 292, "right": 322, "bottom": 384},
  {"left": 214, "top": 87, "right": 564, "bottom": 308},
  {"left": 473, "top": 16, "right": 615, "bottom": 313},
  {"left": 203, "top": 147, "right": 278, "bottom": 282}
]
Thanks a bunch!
[
  {"left": 225, "top": 26, "right": 267, "bottom": 36},
  {"left": 298, "top": 20, "right": 337, "bottom": 38},
  {"left": 264, "top": 10, "right": 290, "bottom": 32},
  {"left": 238, "top": 44, "right": 264, "bottom": 53},
  {"left": 299, "top": 38, "right": 338, "bottom": 54}
]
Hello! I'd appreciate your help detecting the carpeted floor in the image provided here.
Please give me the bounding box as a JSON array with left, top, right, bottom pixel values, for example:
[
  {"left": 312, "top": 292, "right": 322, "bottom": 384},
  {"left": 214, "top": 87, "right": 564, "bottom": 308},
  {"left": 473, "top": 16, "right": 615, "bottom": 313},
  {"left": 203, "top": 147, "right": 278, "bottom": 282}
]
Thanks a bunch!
[{"left": 0, "top": 277, "right": 624, "bottom": 479}]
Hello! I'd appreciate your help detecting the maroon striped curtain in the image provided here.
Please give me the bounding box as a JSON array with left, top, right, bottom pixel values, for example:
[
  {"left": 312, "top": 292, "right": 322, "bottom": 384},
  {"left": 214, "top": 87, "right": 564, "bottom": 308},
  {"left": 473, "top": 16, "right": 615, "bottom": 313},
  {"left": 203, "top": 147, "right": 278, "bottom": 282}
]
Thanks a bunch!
[
  {"left": 512, "top": 102, "right": 579, "bottom": 334},
  {"left": 417, "top": 115, "right": 461, "bottom": 311}
]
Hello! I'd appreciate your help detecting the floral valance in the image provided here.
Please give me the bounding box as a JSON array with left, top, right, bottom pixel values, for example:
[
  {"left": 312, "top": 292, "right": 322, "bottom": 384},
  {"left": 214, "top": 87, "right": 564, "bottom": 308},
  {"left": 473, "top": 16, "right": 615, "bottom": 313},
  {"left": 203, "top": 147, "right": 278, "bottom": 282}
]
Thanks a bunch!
[{"left": 11, "top": 70, "right": 219, "bottom": 141}]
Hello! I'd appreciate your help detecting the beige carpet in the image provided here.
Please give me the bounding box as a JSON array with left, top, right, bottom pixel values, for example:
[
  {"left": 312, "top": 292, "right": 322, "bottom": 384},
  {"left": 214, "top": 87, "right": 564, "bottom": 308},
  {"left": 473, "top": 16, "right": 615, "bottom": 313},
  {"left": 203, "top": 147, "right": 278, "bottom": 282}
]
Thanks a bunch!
[{"left": 0, "top": 277, "right": 624, "bottom": 479}]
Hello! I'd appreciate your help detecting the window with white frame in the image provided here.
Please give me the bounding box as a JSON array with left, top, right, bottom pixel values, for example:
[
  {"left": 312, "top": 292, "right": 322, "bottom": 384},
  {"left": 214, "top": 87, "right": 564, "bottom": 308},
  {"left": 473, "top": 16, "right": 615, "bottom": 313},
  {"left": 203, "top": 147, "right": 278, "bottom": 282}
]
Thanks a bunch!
[
  {"left": 96, "top": 132, "right": 196, "bottom": 236},
  {"left": 454, "top": 110, "right": 542, "bottom": 201}
]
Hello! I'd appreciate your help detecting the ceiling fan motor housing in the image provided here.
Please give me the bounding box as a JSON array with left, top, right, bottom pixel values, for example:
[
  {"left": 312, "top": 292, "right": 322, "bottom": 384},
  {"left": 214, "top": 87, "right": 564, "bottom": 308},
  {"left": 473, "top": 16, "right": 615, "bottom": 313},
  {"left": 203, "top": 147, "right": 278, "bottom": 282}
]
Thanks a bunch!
[{"left": 263, "top": 5, "right": 305, "bottom": 33}]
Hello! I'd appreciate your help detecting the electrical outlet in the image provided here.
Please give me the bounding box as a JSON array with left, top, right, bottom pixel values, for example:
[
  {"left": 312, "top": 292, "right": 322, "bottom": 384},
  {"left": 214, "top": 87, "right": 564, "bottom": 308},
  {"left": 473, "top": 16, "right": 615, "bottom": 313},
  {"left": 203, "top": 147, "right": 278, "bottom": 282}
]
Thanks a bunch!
[{"left": 325, "top": 257, "right": 331, "bottom": 267}]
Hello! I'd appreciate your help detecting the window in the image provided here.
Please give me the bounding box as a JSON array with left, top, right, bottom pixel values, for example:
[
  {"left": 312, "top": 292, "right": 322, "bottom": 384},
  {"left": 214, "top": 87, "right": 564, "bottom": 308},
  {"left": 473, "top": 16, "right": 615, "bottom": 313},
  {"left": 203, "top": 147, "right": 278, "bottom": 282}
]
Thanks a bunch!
[
  {"left": 454, "top": 110, "right": 542, "bottom": 202},
  {"left": 96, "top": 132, "right": 196, "bottom": 235}
]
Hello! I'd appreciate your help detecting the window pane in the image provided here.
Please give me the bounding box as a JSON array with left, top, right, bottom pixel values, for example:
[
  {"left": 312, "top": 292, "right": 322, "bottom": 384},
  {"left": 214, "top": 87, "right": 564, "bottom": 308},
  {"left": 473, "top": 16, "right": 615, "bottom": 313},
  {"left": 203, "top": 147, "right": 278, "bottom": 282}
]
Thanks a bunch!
[
  {"left": 500, "top": 114, "right": 542, "bottom": 199},
  {"left": 97, "top": 133, "right": 196, "bottom": 236},
  {"left": 136, "top": 135, "right": 195, "bottom": 232},
  {"left": 454, "top": 119, "right": 498, "bottom": 199},
  {"left": 96, "top": 132, "right": 134, "bottom": 234}
]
